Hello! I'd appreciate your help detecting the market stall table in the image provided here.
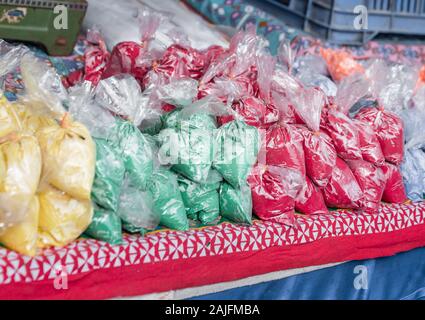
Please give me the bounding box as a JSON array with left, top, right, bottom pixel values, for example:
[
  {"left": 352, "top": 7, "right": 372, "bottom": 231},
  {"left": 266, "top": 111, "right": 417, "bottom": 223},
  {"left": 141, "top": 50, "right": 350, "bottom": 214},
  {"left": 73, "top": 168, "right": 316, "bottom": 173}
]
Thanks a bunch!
[{"left": 1, "top": 202, "right": 425, "bottom": 300}]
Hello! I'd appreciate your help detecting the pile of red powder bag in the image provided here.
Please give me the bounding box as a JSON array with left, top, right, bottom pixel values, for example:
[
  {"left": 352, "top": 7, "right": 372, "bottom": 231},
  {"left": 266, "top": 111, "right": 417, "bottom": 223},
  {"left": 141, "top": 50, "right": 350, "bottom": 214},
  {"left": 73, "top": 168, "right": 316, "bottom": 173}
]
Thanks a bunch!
[{"left": 66, "top": 12, "right": 408, "bottom": 227}]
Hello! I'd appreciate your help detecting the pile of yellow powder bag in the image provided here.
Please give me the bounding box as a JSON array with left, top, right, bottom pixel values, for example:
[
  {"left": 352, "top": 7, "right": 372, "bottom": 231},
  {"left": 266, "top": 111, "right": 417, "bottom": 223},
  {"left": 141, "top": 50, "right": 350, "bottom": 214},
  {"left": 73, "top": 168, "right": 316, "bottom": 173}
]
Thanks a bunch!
[{"left": 0, "top": 48, "right": 95, "bottom": 256}]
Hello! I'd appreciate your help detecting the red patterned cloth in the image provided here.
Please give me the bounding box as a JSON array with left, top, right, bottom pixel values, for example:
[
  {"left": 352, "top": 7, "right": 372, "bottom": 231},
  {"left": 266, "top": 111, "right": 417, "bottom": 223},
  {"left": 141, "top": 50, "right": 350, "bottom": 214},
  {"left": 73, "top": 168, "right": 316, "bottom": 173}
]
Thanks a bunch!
[{"left": 1, "top": 202, "right": 425, "bottom": 299}]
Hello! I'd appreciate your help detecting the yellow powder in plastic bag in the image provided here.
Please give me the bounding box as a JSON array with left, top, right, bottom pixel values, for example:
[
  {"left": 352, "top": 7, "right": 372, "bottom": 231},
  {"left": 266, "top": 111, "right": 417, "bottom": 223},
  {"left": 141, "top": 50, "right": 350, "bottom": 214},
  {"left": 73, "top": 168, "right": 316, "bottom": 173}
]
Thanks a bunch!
[
  {"left": 15, "top": 102, "right": 57, "bottom": 135},
  {"left": 0, "top": 96, "right": 21, "bottom": 138},
  {"left": 36, "top": 115, "right": 96, "bottom": 201},
  {"left": 38, "top": 186, "right": 93, "bottom": 248},
  {"left": 0, "top": 134, "right": 42, "bottom": 230},
  {"left": 0, "top": 196, "right": 39, "bottom": 256}
]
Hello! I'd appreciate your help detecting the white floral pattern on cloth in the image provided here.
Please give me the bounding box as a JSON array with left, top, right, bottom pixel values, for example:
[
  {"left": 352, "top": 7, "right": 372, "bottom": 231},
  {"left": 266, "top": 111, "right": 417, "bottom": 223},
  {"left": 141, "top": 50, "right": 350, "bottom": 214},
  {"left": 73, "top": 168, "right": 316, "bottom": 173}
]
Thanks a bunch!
[{"left": 1, "top": 202, "right": 425, "bottom": 285}]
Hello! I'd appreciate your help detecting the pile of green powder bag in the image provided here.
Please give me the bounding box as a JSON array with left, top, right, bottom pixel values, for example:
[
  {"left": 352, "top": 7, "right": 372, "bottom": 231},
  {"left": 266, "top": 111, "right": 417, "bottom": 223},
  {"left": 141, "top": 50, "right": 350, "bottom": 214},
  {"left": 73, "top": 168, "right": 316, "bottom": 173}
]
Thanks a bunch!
[{"left": 69, "top": 76, "right": 260, "bottom": 245}]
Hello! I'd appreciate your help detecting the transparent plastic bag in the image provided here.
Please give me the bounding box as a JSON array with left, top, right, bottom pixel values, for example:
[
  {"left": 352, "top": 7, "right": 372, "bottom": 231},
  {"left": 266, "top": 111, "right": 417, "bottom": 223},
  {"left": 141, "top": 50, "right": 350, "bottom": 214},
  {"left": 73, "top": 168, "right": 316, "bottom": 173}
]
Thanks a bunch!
[
  {"left": 289, "top": 88, "right": 337, "bottom": 187},
  {"left": 295, "top": 176, "right": 328, "bottom": 215},
  {"left": 320, "top": 48, "right": 364, "bottom": 82},
  {"left": 110, "top": 119, "right": 154, "bottom": 190},
  {"left": 68, "top": 82, "right": 117, "bottom": 140},
  {"left": 147, "top": 168, "right": 188, "bottom": 231},
  {"left": 118, "top": 174, "right": 159, "bottom": 231},
  {"left": 20, "top": 54, "right": 68, "bottom": 119},
  {"left": 219, "top": 182, "right": 252, "bottom": 225},
  {"left": 0, "top": 96, "right": 21, "bottom": 138},
  {"left": 0, "top": 196, "right": 39, "bottom": 256},
  {"left": 401, "top": 107, "right": 425, "bottom": 150},
  {"left": 335, "top": 73, "right": 370, "bottom": 115},
  {"left": 84, "top": 26, "right": 110, "bottom": 86},
  {"left": 213, "top": 120, "right": 260, "bottom": 188},
  {"left": 325, "top": 108, "right": 362, "bottom": 160},
  {"left": 156, "top": 77, "right": 198, "bottom": 107},
  {"left": 322, "top": 157, "right": 363, "bottom": 209},
  {"left": 381, "top": 162, "right": 407, "bottom": 203},
  {"left": 355, "top": 107, "right": 404, "bottom": 165},
  {"left": 353, "top": 120, "right": 385, "bottom": 166},
  {"left": 347, "top": 159, "right": 386, "bottom": 214},
  {"left": 264, "top": 124, "right": 305, "bottom": 176},
  {"left": 178, "top": 171, "right": 221, "bottom": 226},
  {"left": 37, "top": 115, "right": 96, "bottom": 201},
  {"left": 248, "top": 165, "right": 303, "bottom": 226},
  {"left": 101, "top": 6, "right": 166, "bottom": 84},
  {"left": 0, "top": 40, "right": 30, "bottom": 92},
  {"left": 401, "top": 149, "right": 424, "bottom": 202},
  {"left": 158, "top": 97, "right": 219, "bottom": 183},
  {"left": 84, "top": 207, "right": 122, "bottom": 245},
  {"left": 0, "top": 134, "right": 42, "bottom": 233},
  {"left": 91, "top": 138, "right": 125, "bottom": 212},
  {"left": 95, "top": 75, "right": 146, "bottom": 126},
  {"left": 38, "top": 185, "right": 93, "bottom": 248}
]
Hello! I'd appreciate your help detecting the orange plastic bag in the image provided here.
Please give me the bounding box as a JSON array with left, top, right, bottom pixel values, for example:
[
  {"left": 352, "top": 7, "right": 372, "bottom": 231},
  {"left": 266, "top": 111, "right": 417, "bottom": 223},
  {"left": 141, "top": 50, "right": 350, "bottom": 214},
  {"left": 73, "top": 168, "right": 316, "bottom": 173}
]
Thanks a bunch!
[{"left": 321, "top": 48, "right": 364, "bottom": 82}]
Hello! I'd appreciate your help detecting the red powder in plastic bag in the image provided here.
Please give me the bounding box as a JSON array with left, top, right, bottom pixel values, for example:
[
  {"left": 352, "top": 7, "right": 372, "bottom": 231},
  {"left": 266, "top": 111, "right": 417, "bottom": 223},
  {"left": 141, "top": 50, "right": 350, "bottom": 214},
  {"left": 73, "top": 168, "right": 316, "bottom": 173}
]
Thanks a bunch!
[
  {"left": 322, "top": 157, "right": 363, "bottom": 209},
  {"left": 381, "top": 162, "right": 407, "bottom": 203}
]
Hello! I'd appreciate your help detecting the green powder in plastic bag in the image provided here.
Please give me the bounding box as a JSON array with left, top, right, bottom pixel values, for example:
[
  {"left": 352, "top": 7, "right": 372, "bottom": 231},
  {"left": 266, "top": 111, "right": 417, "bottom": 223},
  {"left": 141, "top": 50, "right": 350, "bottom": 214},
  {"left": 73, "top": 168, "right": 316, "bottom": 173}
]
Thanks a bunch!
[
  {"left": 219, "top": 182, "right": 252, "bottom": 225},
  {"left": 122, "top": 220, "right": 147, "bottom": 235},
  {"left": 147, "top": 168, "right": 189, "bottom": 231},
  {"left": 158, "top": 109, "right": 217, "bottom": 183},
  {"left": 91, "top": 138, "right": 125, "bottom": 212},
  {"left": 214, "top": 120, "right": 260, "bottom": 188},
  {"left": 84, "top": 207, "right": 122, "bottom": 245},
  {"left": 178, "top": 170, "right": 222, "bottom": 225},
  {"left": 110, "top": 119, "right": 154, "bottom": 190}
]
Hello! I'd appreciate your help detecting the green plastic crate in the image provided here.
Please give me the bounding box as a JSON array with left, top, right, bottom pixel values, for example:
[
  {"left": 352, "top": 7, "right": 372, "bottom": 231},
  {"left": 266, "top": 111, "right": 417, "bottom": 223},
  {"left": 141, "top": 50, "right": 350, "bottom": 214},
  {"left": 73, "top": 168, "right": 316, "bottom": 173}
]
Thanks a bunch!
[{"left": 0, "top": 0, "right": 87, "bottom": 56}]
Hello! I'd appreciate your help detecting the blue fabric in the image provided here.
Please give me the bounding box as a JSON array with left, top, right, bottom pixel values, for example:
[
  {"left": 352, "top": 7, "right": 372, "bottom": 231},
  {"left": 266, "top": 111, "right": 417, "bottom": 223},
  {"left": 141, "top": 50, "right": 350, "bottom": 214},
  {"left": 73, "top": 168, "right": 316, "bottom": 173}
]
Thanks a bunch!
[
  {"left": 191, "top": 247, "right": 425, "bottom": 300},
  {"left": 185, "top": 0, "right": 300, "bottom": 55}
]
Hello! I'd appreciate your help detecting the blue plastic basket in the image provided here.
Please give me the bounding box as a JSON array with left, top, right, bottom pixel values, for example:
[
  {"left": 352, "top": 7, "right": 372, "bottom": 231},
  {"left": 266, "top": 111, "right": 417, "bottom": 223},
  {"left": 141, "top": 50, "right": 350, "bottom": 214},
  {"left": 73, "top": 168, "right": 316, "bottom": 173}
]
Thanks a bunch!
[{"left": 247, "top": 0, "right": 425, "bottom": 45}]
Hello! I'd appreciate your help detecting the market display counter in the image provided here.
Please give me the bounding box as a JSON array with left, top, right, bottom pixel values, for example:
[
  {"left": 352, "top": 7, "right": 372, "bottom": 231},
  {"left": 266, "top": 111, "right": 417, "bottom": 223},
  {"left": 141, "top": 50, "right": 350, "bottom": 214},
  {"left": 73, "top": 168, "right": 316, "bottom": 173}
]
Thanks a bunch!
[{"left": 2, "top": 202, "right": 425, "bottom": 300}]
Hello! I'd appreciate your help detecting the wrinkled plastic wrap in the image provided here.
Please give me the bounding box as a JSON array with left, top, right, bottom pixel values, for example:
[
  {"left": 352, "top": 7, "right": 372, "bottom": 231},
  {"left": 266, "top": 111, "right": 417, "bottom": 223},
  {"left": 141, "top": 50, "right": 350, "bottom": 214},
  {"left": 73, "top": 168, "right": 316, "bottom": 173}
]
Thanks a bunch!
[
  {"left": 322, "top": 158, "right": 363, "bottom": 209},
  {"left": 84, "top": 27, "right": 110, "bottom": 85},
  {"left": 353, "top": 120, "right": 385, "bottom": 166},
  {"left": 213, "top": 120, "right": 260, "bottom": 188},
  {"left": 218, "top": 97, "right": 279, "bottom": 129},
  {"left": 147, "top": 168, "right": 189, "bottom": 231},
  {"left": 264, "top": 124, "right": 305, "bottom": 176},
  {"left": 401, "top": 107, "right": 425, "bottom": 150},
  {"left": 38, "top": 186, "right": 93, "bottom": 248},
  {"left": 0, "top": 135, "right": 42, "bottom": 237},
  {"left": 381, "top": 162, "right": 407, "bottom": 204},
  {"left": 158, "top": 100, "right": 218, "bottom": 184},
  {"left": 290, "top": 88, "right": 337, "bottom": 187},
  {"left": 37, "top": 116, "right": 96, "bottom": 201},
  {"left": 248, "top": 165, "right": 303, "bottom": 226},
  {"left": 91, "top": 138, "right": 125, "bottom": 212},
  {"left": 178, "top": 172, "right": 221, "bottom": 226},
  {"left": 110, "top": 119, "right": 154, "bottom": 190},
  {"left": 95, "top": 75, "right": 147, "bottom": 126},
  {"left": 20, "top": 55, "right": 68, "bottom": 119},
  {"left": 295, "top": 177, "right": 328, "bottom": 215},
  {"left": 401, "top": 149, "right": 424, "bottom": 202},
  {"left": 0, "top": 196, "right": 39, "bottom": 256},
  {"left": 219, "top": 182, "right": 252, "bottom": 225},
  {"left": 101, "top": 6, "right": 165, "bottom": 84},
  {"left": 118, "top": 175, "right": 159, "bottom": 231},
  {"left": 0, "top": 97, "right": 21, "bottom": 137},
  {"left": 320, "top": 48, "right": 364, "bottom": 82},
  {"left": 68, "top": 82, "right": 117, "bottom": 140},
  {"left": 84, "top": 207, "right": 122, "bottom": 245},
  {"left": 324, "top": 109, "right": 362, "bottom": 160},
  {"left": 355, "top": 107, "right": 404, "bottom": 165},
  {"left": 347, "top": 160, "right": 386, "bottom": 214}
]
